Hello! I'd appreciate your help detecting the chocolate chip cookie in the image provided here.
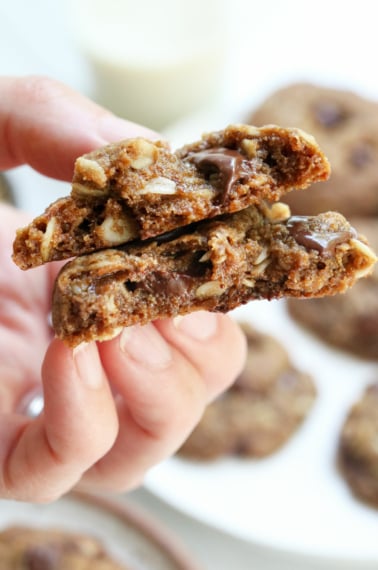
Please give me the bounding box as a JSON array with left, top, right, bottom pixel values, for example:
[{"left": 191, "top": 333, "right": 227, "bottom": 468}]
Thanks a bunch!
[
  {"left": 178, "top": 324, "right": 317, "bottom": 460},
  {"left": 13, "top": 124, "right": 330, "bottom": 269},
  {"left": 248, "top": 83, "right": 378, "bottom": 217},
  {"left": 52, "top": 204, "right": 376, "bottom": 347},
  {"left": 287, "top": 217, "right": 378, "bottom": 359},
  {"left": 338, "top": 382, "right": 378, "bottom": 507},
  {"left": 12, "top": 123, "right": 376, "bottom": 347},
  {"left": 0, "top": 526, "right": 127, "bottom": 569}
]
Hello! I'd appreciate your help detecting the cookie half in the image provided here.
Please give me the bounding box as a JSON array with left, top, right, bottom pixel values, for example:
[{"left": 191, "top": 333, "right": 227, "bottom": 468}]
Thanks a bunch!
[
  {"left": 52, "top": 204, "right": 376, "bottom": 347},
  {"left": 13, "top": 124, "right": 330, "bottom": 269}
]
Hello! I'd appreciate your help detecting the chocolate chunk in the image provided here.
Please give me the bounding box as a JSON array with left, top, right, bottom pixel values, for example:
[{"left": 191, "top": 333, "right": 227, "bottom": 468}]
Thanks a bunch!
[
  {"left": 187, "top": 147, "right": 250, "bottom": 204},
  {"left": 13, "top": 125, "right": 330, "bottom": 269},
  {"left": 313, "top": 101, "right": 349, "bottom": 127},
  {"left": 23, "top": 545, "right": 61, "bottom": 570},
  {"left": 349, "top": 142, "right": 374, "bottom": 168},
  {"left": 287, "top": 215, "right": 357, "bottom": 255}
]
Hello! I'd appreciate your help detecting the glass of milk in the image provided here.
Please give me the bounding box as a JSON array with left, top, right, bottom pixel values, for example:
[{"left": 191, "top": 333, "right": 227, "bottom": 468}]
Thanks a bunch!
[{"left": 70, "top": 0, "right": 228, "bottom": 130}]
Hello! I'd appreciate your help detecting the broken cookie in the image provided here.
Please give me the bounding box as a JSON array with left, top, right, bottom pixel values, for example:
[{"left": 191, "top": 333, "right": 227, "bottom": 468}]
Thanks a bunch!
[
  {"left": 52, "top": 203, "right": 376, "bottom": 347},
  {"left": 13, "top": 125, "right": 330, "bottom": 269}
]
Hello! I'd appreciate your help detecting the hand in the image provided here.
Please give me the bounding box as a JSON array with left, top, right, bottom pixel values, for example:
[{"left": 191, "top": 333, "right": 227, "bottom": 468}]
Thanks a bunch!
[{"left": 0, "top": 76, "right": 247, "bottom": 502}]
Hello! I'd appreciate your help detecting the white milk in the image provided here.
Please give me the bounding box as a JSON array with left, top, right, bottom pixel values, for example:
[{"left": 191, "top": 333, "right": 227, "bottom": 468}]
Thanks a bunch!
[{"left": 71, "top": 0, "right": 228, "bottom": 130}]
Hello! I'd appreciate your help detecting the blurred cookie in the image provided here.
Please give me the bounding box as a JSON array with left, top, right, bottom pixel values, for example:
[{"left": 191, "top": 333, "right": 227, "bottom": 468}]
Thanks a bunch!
[
  {"left": 0, "top": 526, "right": 128, "bottom": 569},
  {"left": 248, "top": 83, "right": 378, "bottom": 217},
  {"left": 13, "top": 124, "right": 329, "bottom": 269},
  {"left": 287, "top": 217, "right": 378, "bottom": 360},
  {"left": 339, "top": 382, "right": 378, "bottom": 507},
  {"left": 178, "top": 324, "right": 317, "bottom": 460},
  {"left": 236, "top": 324, "right": 290, "bottom": 392}
]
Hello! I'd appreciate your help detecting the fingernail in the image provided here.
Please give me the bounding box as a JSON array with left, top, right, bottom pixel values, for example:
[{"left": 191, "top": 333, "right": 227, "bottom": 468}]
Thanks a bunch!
[
  {"left": 73, "top": 342, "right": 104, "bottom": 389},
  {"left": 120, "top": 324, "right": 172, "bottom": 370},
  {"left": 174, "top": 311, "right": 218, "bottom": 340},
  {"left": 97, "top": 114, "right": 159, "bottom": 143}
]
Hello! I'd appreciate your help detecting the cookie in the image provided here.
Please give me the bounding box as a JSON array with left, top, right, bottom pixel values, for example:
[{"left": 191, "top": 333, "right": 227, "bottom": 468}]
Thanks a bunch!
[
  {"left": 248, "top": 83, "right": 378, "bottom": 217},
  {"left": 338, "top": 382, "right": 378, "bottom": 507},
  {"left": 236, "top": 323, "right": 290, "bottom": 392},
  {"left": 0, "top": 526, "right": 127, "bottom": 569},
  {"left": 51, "top": 204, "right": 376, "bottom": 347},
  {"left": 287, "top": 217, "right": 378, "bottom": 359},
  {"left": 178, "top": 324, "right": 317, "bottom": 459},
  {"left": 12, "top": 124, "right": 330, "bottom": 269}
]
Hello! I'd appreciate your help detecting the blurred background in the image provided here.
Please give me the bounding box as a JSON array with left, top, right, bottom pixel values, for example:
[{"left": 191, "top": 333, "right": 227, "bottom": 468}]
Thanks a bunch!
[
  {"left": 3, "top": 0, "right": 378, "bottom": 131},
  {"left": 1, "top": 1, "right": 378, "bottom": 569}
]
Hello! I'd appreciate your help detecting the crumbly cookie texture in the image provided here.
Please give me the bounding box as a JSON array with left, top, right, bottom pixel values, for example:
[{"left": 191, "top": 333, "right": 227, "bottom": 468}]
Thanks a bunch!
[
  {"left": 178, "top": 323, "right": 316, "bottom": 460},
  {"left": 338, "top": 382, "right": 378, "bottom": 508},
  {"left": 13, "top": 124, "right": 330, "bottom": 269},
  {"left": 52, "top": 203, "right": 377, "bottom": 347},
  {"left": 287, "top": 217, "right": 378, "bottom": 359},
  {"left": 248, "top": 83, "right": 378, "bottom": 217},
  {"left": 0, "top": 526, "right": 128, "bottom": 569}
]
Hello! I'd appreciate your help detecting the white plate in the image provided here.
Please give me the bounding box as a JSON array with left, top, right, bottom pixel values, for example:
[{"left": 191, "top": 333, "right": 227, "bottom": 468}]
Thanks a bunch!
[
  {"left": 0, "top": 491, "right": 199, "bottom": 570},
  {"left": 144, "top": 111, "right": 378, "bottom": 567},
  {"left": 145, "top": 301, "right": 378, "bottom": 566}
]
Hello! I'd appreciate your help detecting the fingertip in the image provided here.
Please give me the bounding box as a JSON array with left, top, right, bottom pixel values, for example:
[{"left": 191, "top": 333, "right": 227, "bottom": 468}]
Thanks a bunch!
[
  {"left": 96, "top": 114, "right": 161, "bottom": 144},
  {"left": 0, "top": 75, "right": 163, "bottom": 179},
  {"left": 41, "top": 338, "right": 118, "bottom": 460}
]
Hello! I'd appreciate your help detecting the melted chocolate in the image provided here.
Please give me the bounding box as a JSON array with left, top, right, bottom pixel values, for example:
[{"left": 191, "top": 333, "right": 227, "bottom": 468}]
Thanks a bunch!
[
  {"left": 188, "top": 147, "right": 248, "bottom": 204},
  {"left": 350, "top": 142, "right": 373, "bottom": 169},
  {"left": 153, "top": 224, "right": 195, "bottom": 245},
  {"left": 130, "top": 271, "right": 195, "bottom": 298},
  {"left": 313, "top": 101, "right": 349, "bottom": 128},
  {"left": 287, "top": 215, "right": 356, "bottom": 254},
  {"left": 23, "top": 545, "right": 61, "bottom": 570}
]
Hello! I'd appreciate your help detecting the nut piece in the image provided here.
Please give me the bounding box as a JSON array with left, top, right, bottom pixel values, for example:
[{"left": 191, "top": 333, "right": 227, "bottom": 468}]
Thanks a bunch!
[
  {"left": 349, "top": 238, "right": 377, "bottom": 279},
  {"left": 262, "top": 201, "right": 291, "bottom": 223},
  {"left": 241, "top": 138, "right": 258, "bottom": 158},
  {"left": 40, "top": 217, "right": 57, "bottom": 261},
  {"left": 129, "top": 139, "right": 157, "bottom": 169},
  {"left": 242, "top": 278, "right": 255, "bottom": 288},
  {"left": 250, "top": 258, "right": 271, "bottom": 276},
  {"left": 242, "top": 125, "right": 262, "bottom": 137},
  {"left": 195, "top": 280, "right": 223, "bottom": 298},
  {"left": 96, "top": 215, "right": 137, "bottom": 245},
  {"left": 253, "top": 246, "right": 269, "bottom": 265},
  {"left": 75, "top": 157, "right": 107, "bottom": 188},
  {"left": 71, "top": 182, "right": 110, "bottom": 198},
  {"left": 139, "top": 177, "right": 177, "bottom": 195}
]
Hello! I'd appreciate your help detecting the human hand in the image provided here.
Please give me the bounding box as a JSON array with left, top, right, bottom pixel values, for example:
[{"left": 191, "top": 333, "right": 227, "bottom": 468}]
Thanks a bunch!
[{"left": 0, "top": 76, "right": 247, "bottom": 502}]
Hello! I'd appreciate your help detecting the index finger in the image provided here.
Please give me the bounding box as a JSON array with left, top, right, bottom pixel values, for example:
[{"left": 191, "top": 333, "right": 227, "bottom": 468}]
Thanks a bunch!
[{"left": 0, "top": 75, "right": 158, "bottom": 181}]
